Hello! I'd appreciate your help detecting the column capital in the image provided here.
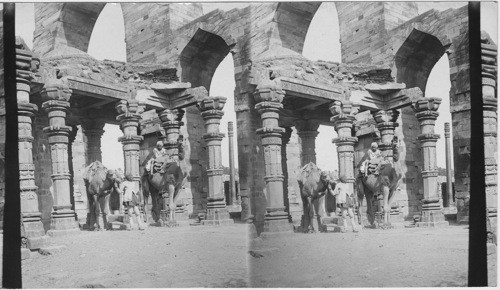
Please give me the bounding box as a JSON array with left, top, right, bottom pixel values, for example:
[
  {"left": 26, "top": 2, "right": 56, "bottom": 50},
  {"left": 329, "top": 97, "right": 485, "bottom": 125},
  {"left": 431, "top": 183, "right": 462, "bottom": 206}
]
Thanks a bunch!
[
  {"left": 294, "top": 119, "right": 320, "bottom": 133},
  {"left": 373, "top": 109, "right": 399, "bottom": 124},
  {"left": 116, "top": 99, "right": 145, "bottom": 121},
  {"left": 444, "top": 122, "right": 451, "bottom": 138},
  {"left": 411, "top": 97, "right": 441, "bottom": 119},
  {"left": 228, "top": 121, "right": 235, "bottom": 137},
  {"left": 159, "top": 108, "right": 185, "bottom": 126},
  {"left": 253, "top": 80, "right": 285, "bottom": 104},
  {"left": 329, "top": 100, "right": 359, "bottom": 120},
  {"left": 81, "top": 118, "right": 106, "bottom": 132},
  {"left": 197, "top": 96, "right": 226, "bottom": 115},
  {"left": 41, "top": 80, "right": 72, "bottom": 103}
]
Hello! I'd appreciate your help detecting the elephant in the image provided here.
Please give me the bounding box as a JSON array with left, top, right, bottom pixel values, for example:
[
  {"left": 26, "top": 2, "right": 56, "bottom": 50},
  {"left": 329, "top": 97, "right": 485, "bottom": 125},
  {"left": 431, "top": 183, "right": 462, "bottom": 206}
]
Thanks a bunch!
[
  {"left": 297, "top": 162, "right": 337, "bottom": 233},
  {"left": 141, "top": 154, "right": 187, "bottom": 226},
  {"left": 356, "top": 156, "right": 402, "bottom": 228},
  {"left": 83, "top": 161, "right": 119, "bottom": 230}
]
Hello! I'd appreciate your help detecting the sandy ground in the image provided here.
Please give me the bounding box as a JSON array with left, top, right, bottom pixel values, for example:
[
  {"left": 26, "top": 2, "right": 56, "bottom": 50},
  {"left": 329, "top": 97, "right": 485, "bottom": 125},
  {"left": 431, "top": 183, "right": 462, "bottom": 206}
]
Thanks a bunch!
[
  {"left": 21, "top": 224, "right": 249, "bottom": 288},
  {"left": 249, "top": 225, "right": 482, "bottom": 287},
  {"left": 10, "top": 222, "right": 497, "bottom": 288}
]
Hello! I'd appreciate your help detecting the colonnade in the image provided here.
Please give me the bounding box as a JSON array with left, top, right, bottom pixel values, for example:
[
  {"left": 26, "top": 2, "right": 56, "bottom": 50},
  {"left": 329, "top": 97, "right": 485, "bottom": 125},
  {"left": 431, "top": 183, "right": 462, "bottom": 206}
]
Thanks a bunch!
[{"left": 252, "top": 81, "right": 449, "bottom": 234}]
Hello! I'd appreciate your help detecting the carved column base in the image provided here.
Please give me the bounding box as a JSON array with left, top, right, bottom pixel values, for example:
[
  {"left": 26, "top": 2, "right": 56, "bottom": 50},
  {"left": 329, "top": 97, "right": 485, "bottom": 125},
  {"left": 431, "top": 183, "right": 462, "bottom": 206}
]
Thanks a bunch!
[
  {"left": 416, "top": 201, "right": 448, "bottom": 228},
  {"left": 240, "top": 191, "right": 253, "bottom": 222},
  {"left": 201, "top": 198, "right": 233, "bottom": 226},
  {"left": 23, "top": 222, "right": 49, "bottom": 250},
  {"left": 389, "top": 205, "right": 405, "bottom": 223},
  {"left": 261, "top": 210, "right": 292, "bottom": 236},
  {"left": 47, "top": 209, "right": 80, "bottom": 236}
]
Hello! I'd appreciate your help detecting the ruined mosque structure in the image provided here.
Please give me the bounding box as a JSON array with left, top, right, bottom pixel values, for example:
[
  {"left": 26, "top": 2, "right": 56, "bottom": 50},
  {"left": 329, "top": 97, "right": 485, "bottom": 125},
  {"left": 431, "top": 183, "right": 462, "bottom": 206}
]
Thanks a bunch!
[{"left": 0, "top": 2, "right": 496, "bottom": 248}]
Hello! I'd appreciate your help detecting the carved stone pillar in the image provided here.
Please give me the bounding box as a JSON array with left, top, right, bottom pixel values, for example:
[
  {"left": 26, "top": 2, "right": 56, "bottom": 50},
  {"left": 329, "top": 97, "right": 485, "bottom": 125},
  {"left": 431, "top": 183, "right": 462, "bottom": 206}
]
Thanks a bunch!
[
  {"left": 373, "top": 109, "right": 400, "bottom": 160},
  {"left": 281, "top": 127, "right": 292, "bottom": 220},
  {"left": 116, "top": 100, "right": 144, "bottom": 202},
  {"left": 198, "top": 96, "right": 233, "bottom": 225},
  {"left": 372, "top": 109, "right": 404, "bottom": 222},
  {"left": 17, "top": 45, "right": 49, "bottom": 249},
  {"left": 254, "top": 81, "right": 292, "bottom": 234},
  {"left": 158, "top": 108, "right": 187, "bottom": 222},
  {"left": 482, "top": 39, "right": 497, "bottom": 244},
  {"left": 41, "top": 80, "right": 79, "bottom": 236},
  {"left": 412, "top": 97, "right": 448, "bottom": 227},
  {"left": 295, "top": 119, "right": 320, "bottom": 166},
  {"left": 81, "top": 119, "right": 105, "bottom": 164},
  {"left": 330, "top": 101, "right": 358, "bottom": 186}
]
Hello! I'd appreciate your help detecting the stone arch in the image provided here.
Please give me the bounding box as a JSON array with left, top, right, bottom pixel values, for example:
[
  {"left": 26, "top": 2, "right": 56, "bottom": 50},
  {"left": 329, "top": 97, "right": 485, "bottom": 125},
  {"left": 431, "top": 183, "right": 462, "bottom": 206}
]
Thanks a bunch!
[
  {"left": 33, "top": 3, "right": 126, "bottom": 57},
  {"left": 394, "top": 28, "right": 448, "bottom": 92},
  {"left": 272, "top": 2, "right": 323, "bottom": 54},
  {"left": 180, "top": 28, "right": 234, "bottom": 90}
]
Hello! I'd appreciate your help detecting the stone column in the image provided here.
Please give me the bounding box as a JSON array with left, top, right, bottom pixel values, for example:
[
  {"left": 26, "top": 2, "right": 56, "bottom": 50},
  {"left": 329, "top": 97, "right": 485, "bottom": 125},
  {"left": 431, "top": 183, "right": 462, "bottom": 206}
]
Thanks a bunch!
[
  {"left": 158, "top": 108, "right": 187, "bottom": 222},
  {"left": 281, "top": 127, "right": 292, "bottom": 220},
  {"left": 198, "top": 96, "right": 233, "bottom": 225},
  {"left": 412, "top": 97, "right": 448, "bottom": 227},
  {"left": 17, "top": 46, "right": 49, "bottom": 249},
  {"left": 372, "top": 109, "right": 404, "bottom": 222},
  {"left": 330, "top": 101, "right": 358, "bottom": 190},
  {"left": 228, "top": 121, "right": 237, "bottom": 205},
  {"left": 295, "top": 119, "right": 320, "bottom": 165},
  {"left": 330, "top": 101, "right": 358, "bottom": 228},
  {"left": 482, "top": 39, "right": 497, "bottom": 244},
  {"left": 41, "top": 80, "right": 80, "bottom": 236},
  {"left": 372, "top": 109, "right": 400, "bottom": 160},
  {"left": 444, "top": 123, "right": 454, "bottom": 208},
  {"left": 81, "top": 119, "right": 105, "bottom": 164},
  {"left": 116, "top": 100, "right": 144, "bottom": 201},
  {"left": 254, "top": 81, "right": 292, "bottom": 234}
]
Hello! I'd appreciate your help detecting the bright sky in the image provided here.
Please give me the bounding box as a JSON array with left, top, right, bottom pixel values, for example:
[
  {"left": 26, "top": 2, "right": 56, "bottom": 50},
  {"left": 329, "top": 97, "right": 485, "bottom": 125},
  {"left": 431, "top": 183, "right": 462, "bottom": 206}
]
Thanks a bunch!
[{"left": 15, "top": 2, "right": 498, "bottom": 171}]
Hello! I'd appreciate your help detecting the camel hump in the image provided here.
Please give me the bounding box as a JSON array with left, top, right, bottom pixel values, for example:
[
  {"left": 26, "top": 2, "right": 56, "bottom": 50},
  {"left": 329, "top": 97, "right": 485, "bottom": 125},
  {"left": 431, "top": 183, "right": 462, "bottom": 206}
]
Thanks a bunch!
[{"left": 83, "top": 160, "right": 107, "bottom": 182}]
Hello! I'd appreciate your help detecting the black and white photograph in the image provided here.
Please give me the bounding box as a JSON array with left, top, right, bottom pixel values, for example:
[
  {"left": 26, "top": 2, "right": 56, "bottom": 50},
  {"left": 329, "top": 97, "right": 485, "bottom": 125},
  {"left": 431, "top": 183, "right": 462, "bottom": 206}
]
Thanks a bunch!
[{"left": 0, "top": 1, "right": 497, "bottom": 288}]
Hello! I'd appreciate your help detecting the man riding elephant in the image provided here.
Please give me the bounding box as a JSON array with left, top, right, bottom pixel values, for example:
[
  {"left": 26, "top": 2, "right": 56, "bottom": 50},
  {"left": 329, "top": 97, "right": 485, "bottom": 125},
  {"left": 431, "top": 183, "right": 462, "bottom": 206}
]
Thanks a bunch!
[
  {"left": 142, "top": 136, "right": 187, "bottom": 226},
  {"left": 83, "top": 161, "right": 120, "bottom": 230}
]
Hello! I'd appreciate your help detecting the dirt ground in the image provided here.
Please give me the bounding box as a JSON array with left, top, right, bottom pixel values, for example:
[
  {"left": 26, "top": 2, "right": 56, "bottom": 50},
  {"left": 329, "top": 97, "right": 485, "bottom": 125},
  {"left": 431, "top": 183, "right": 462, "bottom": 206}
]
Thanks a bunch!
[
  {"left": 21, "top": 224, "right": 249, "bottom": 288},
  {"left": 249, "top": 224, "right": 494, "bottom": 288},
  {"left": 13, "top": 222, "right": 497, "bottom": 288}
]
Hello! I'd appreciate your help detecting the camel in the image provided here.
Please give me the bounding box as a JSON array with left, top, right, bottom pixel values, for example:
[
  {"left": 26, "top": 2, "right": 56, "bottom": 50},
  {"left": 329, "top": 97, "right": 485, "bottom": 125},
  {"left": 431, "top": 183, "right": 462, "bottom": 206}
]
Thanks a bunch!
[
  {"left": 141, "top": 155, "right": 187, "bottom": 226},
  {"left": 356, "top": 139, "right": 402, "bottom": 228},
  {"left": 297, "top": 162, "right": 337, "bottom": 233},
  {"left": 83, "top": 161, "right": 119, "bottom": 230}
]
